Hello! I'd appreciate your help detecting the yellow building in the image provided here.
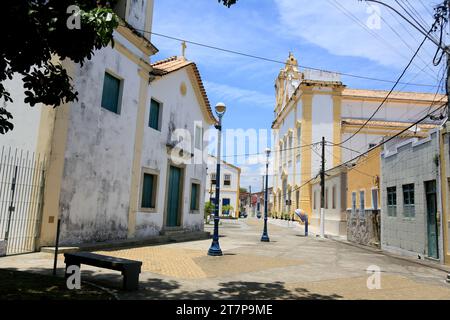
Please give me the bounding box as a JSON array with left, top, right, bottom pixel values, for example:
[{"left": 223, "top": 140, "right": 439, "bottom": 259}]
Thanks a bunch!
[
  {"left": 272, "top": 53, "right": 444, "bottom": 237},
  {"left": 346, "top": 148, "right": 381, "bottom": 247}
]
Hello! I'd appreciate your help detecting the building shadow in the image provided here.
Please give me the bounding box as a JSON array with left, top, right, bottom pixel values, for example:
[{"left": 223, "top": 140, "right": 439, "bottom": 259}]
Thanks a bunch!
[
  {"left": 123, "top": 278, "right": 343, "bottom": 300},
  {"left": 1, "top": 267, "right": 343, "bottom": 300}
]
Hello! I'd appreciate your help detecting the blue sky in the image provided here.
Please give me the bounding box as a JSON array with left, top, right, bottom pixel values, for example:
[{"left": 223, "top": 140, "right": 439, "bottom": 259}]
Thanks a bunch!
[{"left": 151, "top": 0, "right": 446, "bottom": 191}]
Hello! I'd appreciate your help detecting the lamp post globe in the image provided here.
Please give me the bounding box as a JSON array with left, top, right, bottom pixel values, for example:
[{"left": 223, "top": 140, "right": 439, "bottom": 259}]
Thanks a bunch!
[{"left": 215, "top": 102, "right": 226, "bottom": 116}]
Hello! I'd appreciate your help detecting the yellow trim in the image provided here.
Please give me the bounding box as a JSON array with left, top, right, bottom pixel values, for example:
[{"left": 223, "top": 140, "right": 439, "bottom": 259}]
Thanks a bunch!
[
  {"left": 332, "top": 92, "right": 342, "bottom": 167},
  {"left": 35, "top": 59, "right": 74, "bottom": 247},
  {"left": 116, "top": 24, "right": 158, "bottom": 57},
  {"left": 342, "top": 95, "right": 444, "bottom": 105},
  {"left": 300, "top": 90, "right": 313, "bottom": 215},
  {"left": 127, "top": 68, "right": 151, "bottom": 238},
  {"left": 342, "top": 127, "right": 431, "bottom": 138},
  {"left": 144, "top": 0, "right": 154, "bottom": 41},
  {"left": 186, "top": 66, "right": 216, "bottom": 125}
]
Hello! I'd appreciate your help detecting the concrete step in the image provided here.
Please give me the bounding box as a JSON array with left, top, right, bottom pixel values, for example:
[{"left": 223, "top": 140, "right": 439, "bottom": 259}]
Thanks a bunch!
[{"left": 41, "top": 231, "right": 211, "bottom": 254}]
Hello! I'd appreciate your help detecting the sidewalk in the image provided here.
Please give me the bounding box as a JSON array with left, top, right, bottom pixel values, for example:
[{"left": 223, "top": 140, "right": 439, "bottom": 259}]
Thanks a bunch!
[
  {"left": 1, "top": 218, "right": 450, "bottom": 300},
  {"left": 268, "top": 217, "right": 450, "bottom": 274}
]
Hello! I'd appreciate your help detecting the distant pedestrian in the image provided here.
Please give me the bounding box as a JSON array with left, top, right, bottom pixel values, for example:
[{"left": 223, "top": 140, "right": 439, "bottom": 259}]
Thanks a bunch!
[{"left": 294, "top": 209, "right": 308, "bottom": 237}]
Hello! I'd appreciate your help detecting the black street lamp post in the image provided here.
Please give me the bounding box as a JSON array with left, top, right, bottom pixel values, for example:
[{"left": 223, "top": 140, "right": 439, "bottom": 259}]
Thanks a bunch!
[
  {"left": 261, "top": 148, "right": 271, "bottom": 242},
  {"left": 208, "top": 102, "right": 226, "bottom": 256}
]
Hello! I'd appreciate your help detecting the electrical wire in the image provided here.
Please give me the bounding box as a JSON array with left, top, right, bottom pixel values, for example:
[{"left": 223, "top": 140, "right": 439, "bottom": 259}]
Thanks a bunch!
[
  {"left": 221, "top": 142, "right": 321, "bottom": 159},
  {"left": 120, "top": 23, "right": 441, "bottom": 88},
  {"left": 332, "top": 25, "right": 436, "bottom": 148},
  {"left": 330, "top": 0, "right": 437, "bottom": 80},
  {"left": 359, "top": 64, "right": 447, "bottom": 153},
  {"left": 363, "top": 1, "right": 437, "bottom": 78},
  {"left": 329, "top": 102, "right": 447, "bottom": 173}
]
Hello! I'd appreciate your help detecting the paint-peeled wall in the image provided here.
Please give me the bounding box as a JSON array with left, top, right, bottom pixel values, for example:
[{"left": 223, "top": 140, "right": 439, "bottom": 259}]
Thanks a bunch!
[
  {"left": 58, "top": 43, "right": 141, "bottom": 245},
  {"left": 135, "top": 68, "right": 210, "bottom": 238}
]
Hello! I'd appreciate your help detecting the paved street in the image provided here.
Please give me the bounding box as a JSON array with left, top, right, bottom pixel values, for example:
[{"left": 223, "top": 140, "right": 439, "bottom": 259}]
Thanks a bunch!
[{"left": 1, "top": 218, "right": 450, "bottom": 300}]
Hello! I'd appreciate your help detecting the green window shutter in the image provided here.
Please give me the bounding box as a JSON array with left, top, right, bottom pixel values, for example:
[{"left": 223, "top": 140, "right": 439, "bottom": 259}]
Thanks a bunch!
[
  {"left": 149, "top": 99, "right": 160, "bottom": 130},
  {"left": 101, "top": 72, "right": 120, "bottom": 114},
  {"left": 141, "top": 174, "right": 155, "bottom": 208},
  {"left": 191, "top": 184, "right": 198, "bottom": 211}
]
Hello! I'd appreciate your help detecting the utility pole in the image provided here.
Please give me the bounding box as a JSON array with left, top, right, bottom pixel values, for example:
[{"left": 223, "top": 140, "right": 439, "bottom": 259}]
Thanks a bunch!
[{"left": 320, "top": 137, "right": 326, "bottom": 238}]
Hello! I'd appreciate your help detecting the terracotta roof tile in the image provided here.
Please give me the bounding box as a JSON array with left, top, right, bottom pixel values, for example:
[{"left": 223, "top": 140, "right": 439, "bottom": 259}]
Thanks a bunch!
[
  {"left": 342, "top": 88, "right": 446, "bottom": 102},
  {"left": 151, "top": 56, "right": 217, "bottom": 124},
  {"left": 342, "top": 118, "right": 438, "bottom": 129}
]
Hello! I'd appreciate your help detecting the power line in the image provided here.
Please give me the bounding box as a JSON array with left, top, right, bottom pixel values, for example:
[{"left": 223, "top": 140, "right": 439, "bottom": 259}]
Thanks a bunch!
[
  {"left": 418, "top": 0, "right": 435, "bottom": 17},
  {"left": 332, "top": 26, "right": 434, "bottom": 147},
  {"left": 395, "top": 0, "right": 430, "bottom": 35},
  {"left": 122, "top": 24, "right": 441, "bottom": 88},
  {"left": 359, "top": 66, "right": 447, "bottom": 153},
  {"left": 329, "top": 102, "right": 447, "bottom": 174},
  {"left": 385, "top": 7, "right": 436, "bottom": 61},
  {"left": 221, "top": 142, "right": 321, "bottom": 159},
  {"left": 402, "top": 0, "right": 430, "bottom": 29},
  {"left": 278, "top": 177, "right": 317, "bottom": 199},
  {"left": 363, "top": 1, "right": 438, "bottom": 78},
  {"left": 325, "top": 141, "right": 362, "bottom": 155},
  {"left": 323, "top": 145, "right": 377, "bottom": 178},
  {"left": 330, "top": 0, "right": 437, "bottom": 80}
]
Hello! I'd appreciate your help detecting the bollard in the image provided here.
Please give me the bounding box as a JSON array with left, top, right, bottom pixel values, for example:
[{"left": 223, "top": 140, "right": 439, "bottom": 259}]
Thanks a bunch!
[{"left": 304, "top": 216, "right": 308, "bottom": 237}]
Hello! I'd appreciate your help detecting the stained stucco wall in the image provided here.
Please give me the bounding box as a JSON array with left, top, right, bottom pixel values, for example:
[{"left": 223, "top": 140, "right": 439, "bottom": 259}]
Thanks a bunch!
[{"left": 58, "top": 41, "right": 142, "bottom": 245}]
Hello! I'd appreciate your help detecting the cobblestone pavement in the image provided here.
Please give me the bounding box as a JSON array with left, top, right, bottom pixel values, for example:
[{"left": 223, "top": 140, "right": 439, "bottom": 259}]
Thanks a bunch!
[{"left": 1, "top": 218, "right": 450, "bottom": 300}]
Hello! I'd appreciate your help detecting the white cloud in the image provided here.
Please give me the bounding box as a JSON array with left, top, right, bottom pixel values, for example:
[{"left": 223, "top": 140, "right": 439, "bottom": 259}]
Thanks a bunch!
[
  {"left": 275, "top": 0, "right": 439, "bottom": 70},
  {"left": 204, "top": 81, "right": 274, "bottom": 109}
]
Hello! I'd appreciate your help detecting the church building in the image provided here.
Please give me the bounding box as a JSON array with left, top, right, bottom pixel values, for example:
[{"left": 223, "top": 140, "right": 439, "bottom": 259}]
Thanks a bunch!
[{"left": 272, "top": 53, "right": 444, "bottom": 237}]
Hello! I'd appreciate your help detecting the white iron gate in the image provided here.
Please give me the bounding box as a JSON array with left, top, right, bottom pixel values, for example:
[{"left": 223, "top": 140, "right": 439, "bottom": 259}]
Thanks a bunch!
[{"left": 0, "top": 147, "right": 45, "bottom": 255}]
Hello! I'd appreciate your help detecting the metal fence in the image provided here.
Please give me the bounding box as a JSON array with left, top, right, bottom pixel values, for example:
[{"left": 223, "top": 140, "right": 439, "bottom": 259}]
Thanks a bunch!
[{"left": 0, "top": 147, "right": 46, "bottom": 255}]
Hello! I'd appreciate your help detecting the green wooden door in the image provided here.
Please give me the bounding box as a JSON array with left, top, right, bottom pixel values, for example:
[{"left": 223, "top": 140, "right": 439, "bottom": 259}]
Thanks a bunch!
[
  {"left": 167, "top": 166, "right": 182, "bottom": 227},
  {"left": 425, "top": 181, "right": 439, "bottom": 259}
]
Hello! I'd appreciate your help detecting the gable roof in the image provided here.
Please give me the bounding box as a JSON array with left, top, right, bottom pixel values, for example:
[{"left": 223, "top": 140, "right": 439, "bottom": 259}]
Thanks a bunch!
[{"left": 150, "top": 56, "right": 217, "bottom": 124}]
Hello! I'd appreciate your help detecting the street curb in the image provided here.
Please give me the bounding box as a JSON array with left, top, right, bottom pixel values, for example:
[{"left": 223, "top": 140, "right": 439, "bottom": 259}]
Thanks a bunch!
[
  {"left": 40, "top": 231, "right": 211, "bottom": 254},
  {"left": 270, "top": 219, "right": 450, "bottom": 275}
]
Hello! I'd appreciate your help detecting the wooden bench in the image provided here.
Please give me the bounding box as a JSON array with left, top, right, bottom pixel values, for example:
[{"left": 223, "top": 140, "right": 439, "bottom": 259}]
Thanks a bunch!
[{"left": 64, "top": 252, "right": 142, "bottom": 291}]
